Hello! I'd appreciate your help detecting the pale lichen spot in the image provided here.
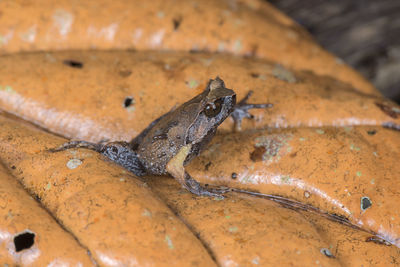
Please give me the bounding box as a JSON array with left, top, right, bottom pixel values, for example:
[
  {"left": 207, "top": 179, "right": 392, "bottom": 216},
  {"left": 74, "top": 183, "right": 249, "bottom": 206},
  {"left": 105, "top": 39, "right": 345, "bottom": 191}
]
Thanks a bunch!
[
  {"left": 350, "top": 143, "right": 361, "bottom": 151},
  {"left": 213, "top": 196, "right": 224, "bottom": 201},
  {"left": 252, "top": 256, "right": 260, "bottom": 265},
  {"left": 132, "top": 28, "right": 143, "bottom": 44},
  {"left": 232, "top": 39, "right": 242, "bottom": 53},
  {"left": 149, "top": 29, "right": 165, "bottom": 47},
  {"left": 45, "top": 182, "right": 51, "bottom": 191},
  {"left": 157, "top": 11, "right": 165, "bottom": 18},
  {"left": 66, "top": 158, "right": 82, "bottom": 169},
  {"left": 102, "top": 23, "right": 119, "bottom": 41},
  {"left": 142, "top": 209, "right": 152, "bottom": 217},
  {"left": 315, "top": 129, "right": 325, "bottom": 135},
  {"left": 272, "top": 64, "right": 297, "bottom": 83},
  {"left": 0, "top": 31, "right": 14, "bottom": 46},
  {"left": 186, "top": 79, "right": 199, "bottom": 89},
  {"left": 280, "top": 175, "right": 291, "bottom": 184},
  {"left": 52, "top": 9, "right": 74, "bottom": 36},
  {"left": 19, "top": 26, "right": 37, "bottom": 43},
  {"left": 165, "top": 235, "right": 174, "bottom": 250},
  {"left": 228, "top": 226, "right": 238, "bottom": 233},
  {"left": 0, "top": 85, "right": 16, "bottom": 94}
]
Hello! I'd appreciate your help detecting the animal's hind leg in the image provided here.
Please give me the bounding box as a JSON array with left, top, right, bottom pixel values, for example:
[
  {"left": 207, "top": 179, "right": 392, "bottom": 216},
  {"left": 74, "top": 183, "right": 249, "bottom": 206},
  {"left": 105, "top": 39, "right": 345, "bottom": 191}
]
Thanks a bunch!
[{"left": 50, "top": 140, "right": 147, "bottom": 176}]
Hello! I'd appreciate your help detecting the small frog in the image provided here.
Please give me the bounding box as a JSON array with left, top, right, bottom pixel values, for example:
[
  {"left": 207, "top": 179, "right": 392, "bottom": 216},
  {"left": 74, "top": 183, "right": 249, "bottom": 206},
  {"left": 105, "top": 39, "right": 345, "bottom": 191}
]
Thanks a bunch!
[{"left": 52, "top": 77, "right": 272, "bottom": 197}]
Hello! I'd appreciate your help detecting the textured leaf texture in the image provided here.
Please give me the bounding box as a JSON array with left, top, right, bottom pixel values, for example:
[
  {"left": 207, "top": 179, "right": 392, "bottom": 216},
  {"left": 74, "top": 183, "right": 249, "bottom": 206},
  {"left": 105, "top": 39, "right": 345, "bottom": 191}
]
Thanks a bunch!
[{"left": 0, "top": 0, "right": 399, "bottom": 266}]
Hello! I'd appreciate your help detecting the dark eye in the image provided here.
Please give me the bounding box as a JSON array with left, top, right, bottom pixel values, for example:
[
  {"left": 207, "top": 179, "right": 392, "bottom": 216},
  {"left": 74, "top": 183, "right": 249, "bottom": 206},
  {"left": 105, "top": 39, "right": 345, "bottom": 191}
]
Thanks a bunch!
[{"left": 204, "top": 99, "right": 223, "bottom": 118}]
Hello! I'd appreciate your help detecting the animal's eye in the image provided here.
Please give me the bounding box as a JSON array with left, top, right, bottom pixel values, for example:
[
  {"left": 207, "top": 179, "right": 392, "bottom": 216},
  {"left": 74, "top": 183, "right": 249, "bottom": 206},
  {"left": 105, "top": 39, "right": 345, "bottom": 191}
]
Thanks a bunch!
[{"left": 204, "top": 99, "right": 223, "bottom": 118}]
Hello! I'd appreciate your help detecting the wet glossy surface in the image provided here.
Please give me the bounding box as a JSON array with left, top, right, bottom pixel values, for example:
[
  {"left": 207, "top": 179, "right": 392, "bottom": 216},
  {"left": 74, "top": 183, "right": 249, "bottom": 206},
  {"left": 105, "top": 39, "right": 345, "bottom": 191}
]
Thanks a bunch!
[{"left": 0, "top": 0, "right": 399, "bottom": 265}]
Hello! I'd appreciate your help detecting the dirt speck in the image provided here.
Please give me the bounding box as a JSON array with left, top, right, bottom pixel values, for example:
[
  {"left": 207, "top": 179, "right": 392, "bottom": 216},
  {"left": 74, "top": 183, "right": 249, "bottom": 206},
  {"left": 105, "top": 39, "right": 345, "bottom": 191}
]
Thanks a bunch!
[{"left": 250, "top": 146, "right": 266, "bottom": 162}]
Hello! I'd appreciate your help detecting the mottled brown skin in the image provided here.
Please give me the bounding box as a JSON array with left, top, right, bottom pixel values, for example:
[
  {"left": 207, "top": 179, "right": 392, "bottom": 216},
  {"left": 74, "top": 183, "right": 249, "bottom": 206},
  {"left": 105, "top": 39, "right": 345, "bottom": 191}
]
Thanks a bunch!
[{"left": 52, "top": 77, "right": 272, "bottom": 197}]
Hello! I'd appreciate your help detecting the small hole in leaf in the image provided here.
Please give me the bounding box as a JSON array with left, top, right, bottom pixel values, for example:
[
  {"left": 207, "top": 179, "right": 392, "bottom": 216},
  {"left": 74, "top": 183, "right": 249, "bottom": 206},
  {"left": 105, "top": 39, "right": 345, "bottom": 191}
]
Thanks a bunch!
[
  {"left": 361, "top": 196, "right": 372, "bottom": 211},
  {"left": 124, "top": 97, "right": 133, "bottom": 108},
  {"left": 14, "top": 231, "right": 35, "bottom": 252},
  {"left": 63, "top": 59, "right": 83, "bottom": 68},
  {"left": 204, "top": 162, "right": 212, "bottom": 171},
  {"left": 173, "top": 17, "right": 182, "bottom": 31},
  {"left": 367, "top": 130, "right": 377, "bottom": 135}
]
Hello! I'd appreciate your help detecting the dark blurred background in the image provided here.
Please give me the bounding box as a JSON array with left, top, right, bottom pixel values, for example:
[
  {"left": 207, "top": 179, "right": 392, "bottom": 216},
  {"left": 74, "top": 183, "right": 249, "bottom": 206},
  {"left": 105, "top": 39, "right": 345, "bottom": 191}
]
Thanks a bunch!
[{"left": 270, "top": 0, "right": 400, "bottom": 103}]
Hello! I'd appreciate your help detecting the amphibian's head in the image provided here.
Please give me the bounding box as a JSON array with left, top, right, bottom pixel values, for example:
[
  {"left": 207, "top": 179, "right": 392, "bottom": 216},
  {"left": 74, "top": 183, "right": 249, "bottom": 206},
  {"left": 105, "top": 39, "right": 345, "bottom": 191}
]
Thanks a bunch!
[
  {"left": 203, "top": 77, "right": 236, "bottom": 123},
  {"left": 185, "top": 77, "right": 236, "bottom": 145},
  {"left": 135, "top": 77, "right": 236, "bottom": 172}
]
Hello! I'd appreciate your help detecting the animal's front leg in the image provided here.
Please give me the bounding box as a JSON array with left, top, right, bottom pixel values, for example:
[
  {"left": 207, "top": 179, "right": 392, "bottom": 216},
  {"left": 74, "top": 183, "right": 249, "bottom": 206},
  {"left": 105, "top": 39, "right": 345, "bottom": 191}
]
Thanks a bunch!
[
  {"left": 166, "top": 144, "right": 230, "bottom": 197},
  {"left": 231, "top": 91, "right": 273, "bottom": 131},
  {"left": 51, "top": 140, "right": 146, "bottom": 176}
]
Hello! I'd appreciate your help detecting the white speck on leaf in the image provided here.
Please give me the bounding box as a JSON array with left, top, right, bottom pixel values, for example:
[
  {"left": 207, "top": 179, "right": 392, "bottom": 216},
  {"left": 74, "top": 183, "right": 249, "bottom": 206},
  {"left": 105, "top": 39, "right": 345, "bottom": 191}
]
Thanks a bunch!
[
  {"left": 19, "top": 25, "right": 37, "bottom": 43},
  {"left": 149, "top": 29, "right": 165, "bottom": 47},
  {"left": 53, "top": 9, "right": 74, "bottom": 36},
  {"left": 165, "top": 235, "right": 174, "bottom": 250},
  {"left": 66, "top": 158, "right": 82, "bottom": 169}
]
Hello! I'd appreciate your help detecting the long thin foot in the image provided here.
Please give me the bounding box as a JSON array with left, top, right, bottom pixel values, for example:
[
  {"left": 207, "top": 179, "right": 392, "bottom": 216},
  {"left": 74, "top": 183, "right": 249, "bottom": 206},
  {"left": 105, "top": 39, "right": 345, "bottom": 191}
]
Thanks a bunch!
[
  {"left": 231, "top": 91, "right": 273, "bottom": 131},
  {"left": 184, "top": 173, "right": 231, "bottom": 198},
  {"left": 49, "top": 140, "right": 147, "bottom": 176}
]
